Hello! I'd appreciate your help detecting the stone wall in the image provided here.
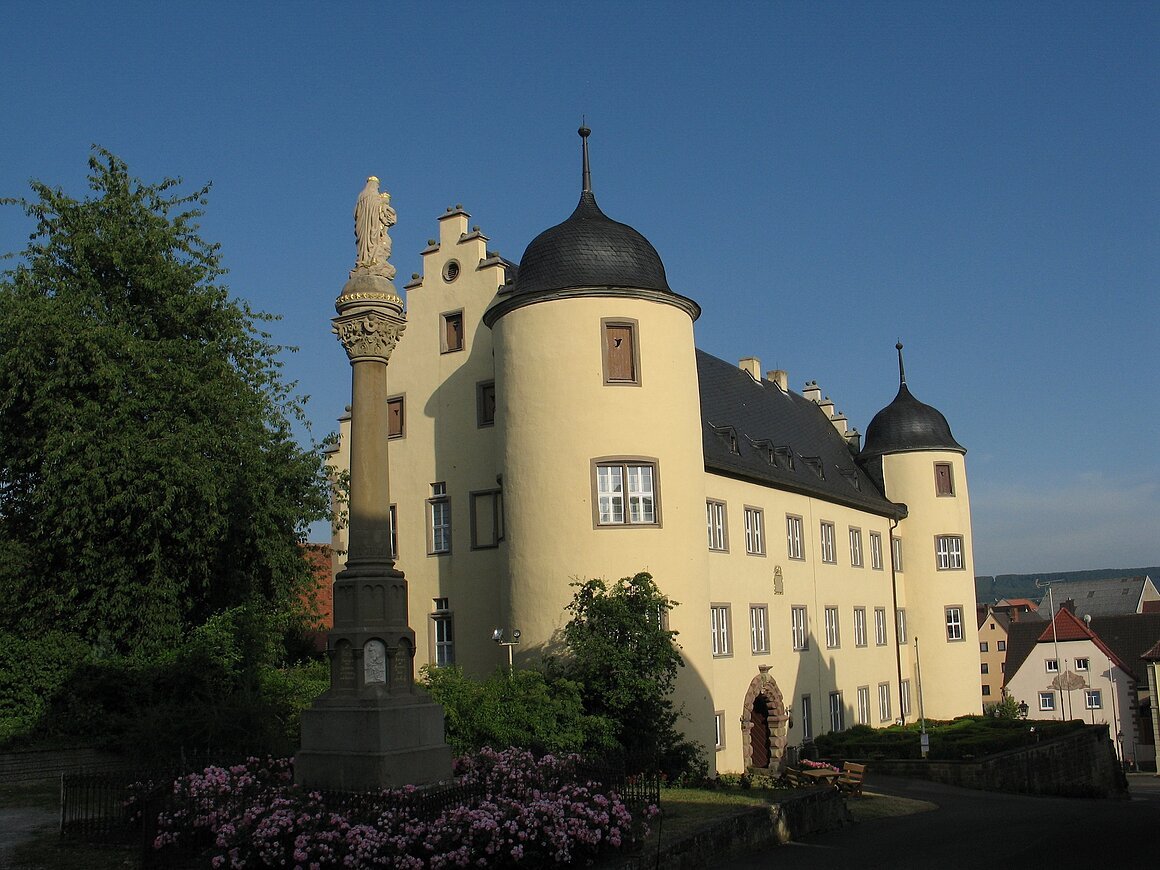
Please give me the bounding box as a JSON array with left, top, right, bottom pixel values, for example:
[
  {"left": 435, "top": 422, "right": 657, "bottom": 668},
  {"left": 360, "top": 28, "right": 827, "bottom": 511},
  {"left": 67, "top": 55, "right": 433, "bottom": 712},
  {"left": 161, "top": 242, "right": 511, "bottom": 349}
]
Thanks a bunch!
[{"left": 869, "top": 725, "right": 1126, "bottom": 798}]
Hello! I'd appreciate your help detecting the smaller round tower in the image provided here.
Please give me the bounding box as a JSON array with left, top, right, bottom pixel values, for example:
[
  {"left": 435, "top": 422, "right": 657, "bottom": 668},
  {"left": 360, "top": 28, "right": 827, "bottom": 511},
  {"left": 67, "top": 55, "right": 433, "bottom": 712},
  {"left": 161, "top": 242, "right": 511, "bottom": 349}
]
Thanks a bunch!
[{"left": 860, "top": 343, "right": 979, "bottom": 719}]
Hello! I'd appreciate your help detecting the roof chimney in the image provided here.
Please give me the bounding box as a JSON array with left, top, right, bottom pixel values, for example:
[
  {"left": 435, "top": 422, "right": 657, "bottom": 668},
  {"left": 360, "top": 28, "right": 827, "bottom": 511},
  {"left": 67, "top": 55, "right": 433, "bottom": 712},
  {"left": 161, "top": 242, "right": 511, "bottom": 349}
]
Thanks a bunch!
[
  {"left": 739, "top": 357, "right": 761, "bottom": 381},
  {"left": 831, "top": 411, "right": 848, "bottom": 435},
  {"left": 1061, "top": 598, "right": 1076, "bottom": 614},
  {"left": 766, "top": 369, "right": 788, "bottom": 391},
  {"left": 845, "top": 428, "right": 862, "bottom": 452},
  {"left": 818, "top": 396, "right": 835, "bottom": 419},
  {"left": 803, "top": 381, "right": 821, "bottom": 403}
]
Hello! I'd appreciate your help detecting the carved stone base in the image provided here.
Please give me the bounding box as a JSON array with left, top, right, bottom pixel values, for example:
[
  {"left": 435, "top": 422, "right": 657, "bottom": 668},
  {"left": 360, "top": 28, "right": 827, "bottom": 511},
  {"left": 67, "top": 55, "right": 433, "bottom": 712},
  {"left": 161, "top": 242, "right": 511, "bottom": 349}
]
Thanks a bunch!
[{"left": 295, "top": 695, "right": 453, "bottom": 791}]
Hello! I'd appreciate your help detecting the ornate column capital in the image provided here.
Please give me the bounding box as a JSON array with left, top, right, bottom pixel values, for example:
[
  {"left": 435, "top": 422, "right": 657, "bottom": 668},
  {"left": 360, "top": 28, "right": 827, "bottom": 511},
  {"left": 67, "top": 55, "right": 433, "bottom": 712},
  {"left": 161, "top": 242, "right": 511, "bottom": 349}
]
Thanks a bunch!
[{"left": 333, "top": 307, "right": 407, "bottom": 363}]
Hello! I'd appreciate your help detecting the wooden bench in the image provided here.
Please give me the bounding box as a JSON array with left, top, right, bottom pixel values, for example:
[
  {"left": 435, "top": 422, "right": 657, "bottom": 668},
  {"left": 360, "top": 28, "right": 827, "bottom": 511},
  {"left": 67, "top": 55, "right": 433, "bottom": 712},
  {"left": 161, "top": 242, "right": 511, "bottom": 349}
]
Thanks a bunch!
[
  {"left": 784, "top": 767, "right": 807, "bottom": 788},
  {"left": 836, "top": 762, "right": 866, "bottom": 797}
]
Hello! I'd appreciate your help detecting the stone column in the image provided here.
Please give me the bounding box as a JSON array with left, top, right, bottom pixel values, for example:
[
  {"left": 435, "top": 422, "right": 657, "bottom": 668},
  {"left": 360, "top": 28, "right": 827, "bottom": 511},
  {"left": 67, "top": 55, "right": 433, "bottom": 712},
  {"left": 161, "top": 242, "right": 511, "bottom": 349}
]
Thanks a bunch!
[{"left": 295, "top": 179, "right": 452, "bottom": 791}]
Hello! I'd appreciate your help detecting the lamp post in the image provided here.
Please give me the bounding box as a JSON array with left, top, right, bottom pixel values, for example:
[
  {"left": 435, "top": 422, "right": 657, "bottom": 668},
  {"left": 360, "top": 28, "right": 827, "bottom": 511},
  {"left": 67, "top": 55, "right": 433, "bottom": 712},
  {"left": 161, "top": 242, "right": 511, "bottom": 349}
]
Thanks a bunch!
[
  {"left": 915, "top": 637, "right": 928, "bottom": 758},
  {"left": 492, "top": 628, "right": 521, "bottom": 674}
]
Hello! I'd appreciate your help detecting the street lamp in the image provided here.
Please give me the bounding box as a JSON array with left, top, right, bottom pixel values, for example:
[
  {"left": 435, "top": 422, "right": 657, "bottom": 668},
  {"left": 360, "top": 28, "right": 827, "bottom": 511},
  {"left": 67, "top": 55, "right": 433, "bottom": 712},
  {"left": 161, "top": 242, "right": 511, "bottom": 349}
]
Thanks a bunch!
[
  {"left": 492, "top": 628, "right": 521, "bottom": 674},
  {"left": 1018, "top": 700, "right": 1029, "bottom": 720}
]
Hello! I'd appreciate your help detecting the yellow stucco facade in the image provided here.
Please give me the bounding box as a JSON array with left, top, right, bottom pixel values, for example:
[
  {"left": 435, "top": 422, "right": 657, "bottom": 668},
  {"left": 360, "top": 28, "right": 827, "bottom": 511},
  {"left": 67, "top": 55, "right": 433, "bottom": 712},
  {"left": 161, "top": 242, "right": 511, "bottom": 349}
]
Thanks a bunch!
[{"left": 327, "top": 184, "right": 981, "bottom": 774}]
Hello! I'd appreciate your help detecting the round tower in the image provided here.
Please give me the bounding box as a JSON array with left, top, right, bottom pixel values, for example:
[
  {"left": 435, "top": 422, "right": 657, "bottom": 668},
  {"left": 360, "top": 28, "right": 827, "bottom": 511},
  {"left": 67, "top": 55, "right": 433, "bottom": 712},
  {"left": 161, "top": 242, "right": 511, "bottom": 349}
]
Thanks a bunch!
[
  {"left": 859, "top": 343, "right": 979, "bottom": 719},
  {"left": 483, "top": 128, "right": 716, "bottom": 755}
]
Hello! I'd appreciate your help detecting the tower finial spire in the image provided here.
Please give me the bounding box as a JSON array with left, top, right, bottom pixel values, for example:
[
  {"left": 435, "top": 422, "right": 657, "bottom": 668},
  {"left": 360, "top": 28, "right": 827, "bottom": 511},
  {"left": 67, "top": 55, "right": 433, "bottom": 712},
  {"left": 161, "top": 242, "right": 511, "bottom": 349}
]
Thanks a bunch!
[
  {"left": 578, "top": 120, "right": 591, "bottom": 193},
  {"left": 895, "top": 340, "right": 907, "bottom": 387}
]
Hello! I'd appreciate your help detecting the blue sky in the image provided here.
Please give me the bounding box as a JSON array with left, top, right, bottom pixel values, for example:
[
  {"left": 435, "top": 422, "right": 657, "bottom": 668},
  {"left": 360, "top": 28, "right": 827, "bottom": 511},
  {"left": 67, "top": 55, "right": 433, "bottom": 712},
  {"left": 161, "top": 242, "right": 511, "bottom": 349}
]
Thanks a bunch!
[{"left": 2, "top": 2, "right": 1156, "bottom": 575}]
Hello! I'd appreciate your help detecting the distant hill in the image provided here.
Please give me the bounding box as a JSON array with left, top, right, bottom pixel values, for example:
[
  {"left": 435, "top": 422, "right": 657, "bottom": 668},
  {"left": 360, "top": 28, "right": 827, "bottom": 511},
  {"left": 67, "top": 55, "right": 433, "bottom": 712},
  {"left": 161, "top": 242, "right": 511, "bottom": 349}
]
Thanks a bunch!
[{"left": 975, "top": 567, "right": 1160, "bottom": 604}]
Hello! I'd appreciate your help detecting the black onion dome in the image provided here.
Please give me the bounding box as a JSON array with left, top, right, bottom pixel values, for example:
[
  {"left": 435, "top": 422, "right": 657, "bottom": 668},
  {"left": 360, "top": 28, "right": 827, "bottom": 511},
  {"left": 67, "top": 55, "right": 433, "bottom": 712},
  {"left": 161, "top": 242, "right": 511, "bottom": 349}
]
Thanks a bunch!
[
  {"left": 860, "top": 342, "right": 965, "bottom": 458},
  {"left": 511, "top": 189, "right": 672, "bottom": 296},
  {"left": 861, "top": 383, "right": 965, "bottom": 458}
]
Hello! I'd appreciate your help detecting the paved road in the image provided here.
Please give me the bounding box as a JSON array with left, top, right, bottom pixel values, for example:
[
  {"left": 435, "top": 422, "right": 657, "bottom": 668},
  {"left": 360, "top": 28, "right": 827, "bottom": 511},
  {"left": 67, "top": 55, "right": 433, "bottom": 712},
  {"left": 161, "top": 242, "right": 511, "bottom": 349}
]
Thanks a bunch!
[{"left": 715, "top": 774, "right": 1160, "bottom": 869}]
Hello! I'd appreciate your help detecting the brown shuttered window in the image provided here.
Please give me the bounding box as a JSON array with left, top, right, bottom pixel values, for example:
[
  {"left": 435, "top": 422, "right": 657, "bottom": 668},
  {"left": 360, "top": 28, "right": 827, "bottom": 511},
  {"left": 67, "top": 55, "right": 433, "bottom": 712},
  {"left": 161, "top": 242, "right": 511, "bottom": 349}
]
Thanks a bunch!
[
  {"left": 387, "top": 396, "right": 404, "bottom": 438},
  {"left": 442, "top": 311, "right": 464, "bottom": 353},
  {"left": 935, "top": 462, "right": 954, "bottom": 496},
  {"left": 605, "top": 323, "right": 636, "bottom": 383}
]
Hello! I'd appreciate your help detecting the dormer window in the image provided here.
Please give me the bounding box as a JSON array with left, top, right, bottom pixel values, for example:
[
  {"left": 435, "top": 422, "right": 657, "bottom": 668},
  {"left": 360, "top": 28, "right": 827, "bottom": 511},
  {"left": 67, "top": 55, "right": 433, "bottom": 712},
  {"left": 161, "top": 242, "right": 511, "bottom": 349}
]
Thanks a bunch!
[
  {"left": 712, "top": 425, "right": 739, "bottom": 455},
  {"left": 802, "top": 456, "right": 824, "bottom": 480},
  {"left": 773, "top": 446, "right": 793, "bottom": 470}
]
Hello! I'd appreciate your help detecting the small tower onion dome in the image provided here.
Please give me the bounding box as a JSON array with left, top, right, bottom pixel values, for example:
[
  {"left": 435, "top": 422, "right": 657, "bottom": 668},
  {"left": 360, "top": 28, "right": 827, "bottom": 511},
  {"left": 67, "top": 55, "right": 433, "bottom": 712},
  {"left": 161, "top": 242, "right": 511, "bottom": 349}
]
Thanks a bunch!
[{"left": 860, "top": 342, "right": 965, "bottom": 459}]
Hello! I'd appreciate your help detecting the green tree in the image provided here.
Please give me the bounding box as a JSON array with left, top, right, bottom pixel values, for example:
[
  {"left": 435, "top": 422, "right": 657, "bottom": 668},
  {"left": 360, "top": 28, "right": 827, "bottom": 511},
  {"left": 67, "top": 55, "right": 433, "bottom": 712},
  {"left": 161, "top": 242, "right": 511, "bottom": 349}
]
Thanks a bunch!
[
  {"left": 561, "top": 571, "right": 701, "bottom": 774},
  {"left": 0, "top": 148, "right": 330, "bottom": 657}
]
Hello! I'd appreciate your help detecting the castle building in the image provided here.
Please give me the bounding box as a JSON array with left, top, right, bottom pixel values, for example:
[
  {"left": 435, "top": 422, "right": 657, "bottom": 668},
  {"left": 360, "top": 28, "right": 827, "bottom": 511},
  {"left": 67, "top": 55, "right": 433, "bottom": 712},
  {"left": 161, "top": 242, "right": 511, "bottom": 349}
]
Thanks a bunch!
[{"left": 327, "top": 129, "right": 981, "bottom": 772}]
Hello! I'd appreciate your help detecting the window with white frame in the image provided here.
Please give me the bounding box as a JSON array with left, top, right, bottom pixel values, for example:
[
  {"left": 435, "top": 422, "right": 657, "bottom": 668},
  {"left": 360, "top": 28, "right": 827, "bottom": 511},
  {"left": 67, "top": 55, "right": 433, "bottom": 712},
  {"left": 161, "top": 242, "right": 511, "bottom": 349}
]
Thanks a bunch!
[
  {"left": 1085, "top": 689, "right": 1102, "bottom": 710},
  {"left": 791, "top": 606, "right": 809, "bottom": 651},
  {"left": 936, "top": 534, "right": 964, "bottom": 570},
  {"left": 786, "top": 515, "right": 804, "bottom": 560},
  {"left": 857, "top": 686, "right": 871, "bottom": 724},
  {"left": 849, "top": 527, "right": 863, "bottom": 567},
  {"left": 892, "top": 536, "right": 904, "bottom": 572},
  {"left": 825, "top": 606, "right": 840, "bottom": 648},
  {"left": 1045, "top": 659, "right": 1058, "bottom": 673},
  {"left": 428, "top": 482, "right": 451, "bottom": 554},
  {"left": 869, "top": 531, "right": 884, "bottom": 570},
  {"left": 430, "top": 598, "right": 454, "bottom": 666},
  {"left": 945, "top": 606, "right": 964, "bottom": 641},
  {"left": 853, "top": 607, "right": 867, "bottom": 647},
  {"left": 820, "top": 521, "right": 836, "bottom": 564},
  {"left": 900, "top": 679, "right": 912, "bottom": 717},
  {"left": 714, "top": 710, "right": 725, "bottom": 750},
  {"left": 829, "top": 691, "right": 844, "bottom": 732},
  {"left": 706, "top": 500, "right": 728, "bottom": 551},
  {"left": 897, "top": 608, "right": 908, "bottom": 644},
  {"left": 749, "top": 605, "right": 769, "bottom": 654},
  {"left": 1075, "top": 657, "right": 1089, "bottom": 672},
  {"left": 1039, "top": 691, "right": 1056, "bottom": 711},
  {"left": 800, "top": 694, "right": 813, "bottom": 741},
  {"left": 744, "top": 507, "right": 764, "bottom": 555},
  {"left": 874, "top": 607, "right": 888, "bottom": 646},
  {"left": 594, "top": 461, "right": 657, "bottom": 526},
  {"left": 711, "top": 604, "right": 732, "bottom": 657},
  {"left": 878, "top": 682, "right": 892, "bottom": 722}
]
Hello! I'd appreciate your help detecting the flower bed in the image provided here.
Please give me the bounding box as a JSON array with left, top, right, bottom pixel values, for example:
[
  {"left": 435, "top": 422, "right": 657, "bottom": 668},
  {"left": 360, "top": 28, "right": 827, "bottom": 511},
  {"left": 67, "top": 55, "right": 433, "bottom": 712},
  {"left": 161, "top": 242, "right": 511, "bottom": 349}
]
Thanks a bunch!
[{"left": 144, "top": 748, "right": 657, "bottom": 868}]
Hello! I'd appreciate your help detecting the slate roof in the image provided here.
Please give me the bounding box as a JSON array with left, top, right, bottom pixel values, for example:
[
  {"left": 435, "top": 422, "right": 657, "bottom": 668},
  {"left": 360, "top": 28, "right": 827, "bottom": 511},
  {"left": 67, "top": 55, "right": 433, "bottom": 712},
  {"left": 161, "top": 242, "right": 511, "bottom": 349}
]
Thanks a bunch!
[
  {"left": 696, "top": 350, "right": 904, "bottom": 518},
  {"left": 860, "top": 382, "right": 966, "bottom": 458},
  {"left": 1033, "top": 576, "right": 1158, "bottom": 619}
]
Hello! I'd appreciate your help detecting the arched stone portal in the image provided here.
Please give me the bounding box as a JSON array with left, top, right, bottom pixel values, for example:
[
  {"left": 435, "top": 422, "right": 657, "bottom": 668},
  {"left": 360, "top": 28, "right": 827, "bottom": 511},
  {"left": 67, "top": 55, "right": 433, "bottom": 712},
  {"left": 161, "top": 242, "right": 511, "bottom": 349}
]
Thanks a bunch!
[{"left": 740, "top": 665, "right": 789, "bottom": 770}]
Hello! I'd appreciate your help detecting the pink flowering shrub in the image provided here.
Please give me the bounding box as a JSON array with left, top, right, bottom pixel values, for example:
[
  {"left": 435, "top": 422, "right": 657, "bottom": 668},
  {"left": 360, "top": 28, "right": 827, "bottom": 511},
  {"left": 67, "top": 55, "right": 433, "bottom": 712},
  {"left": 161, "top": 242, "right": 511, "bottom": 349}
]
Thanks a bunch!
[
  {"left": 800, "top": 759, "right": 840, "bottom": 772},
  {"left": 150, "top": 749, "right": 658, "bottom": 868}
]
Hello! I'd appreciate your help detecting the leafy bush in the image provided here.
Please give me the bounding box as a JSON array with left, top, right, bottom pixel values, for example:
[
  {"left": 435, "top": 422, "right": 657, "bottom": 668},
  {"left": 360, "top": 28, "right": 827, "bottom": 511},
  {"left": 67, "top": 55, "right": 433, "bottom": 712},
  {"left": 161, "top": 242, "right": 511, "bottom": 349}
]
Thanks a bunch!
[
  {"left": 814, "top": 716, "right": 1088, "bottom": 761},
  {"left": 0, "top": 629, "right": 94, "bottom": 745}
]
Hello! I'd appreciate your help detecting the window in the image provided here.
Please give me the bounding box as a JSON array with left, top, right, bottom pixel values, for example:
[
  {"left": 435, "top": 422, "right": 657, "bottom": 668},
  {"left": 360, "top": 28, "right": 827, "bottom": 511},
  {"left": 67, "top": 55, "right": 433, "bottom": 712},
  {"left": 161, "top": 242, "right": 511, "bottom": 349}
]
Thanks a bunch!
[
  {"left": 470, "top": 489, "right": 503, "bottom": 549},
  {"left": 1085, "top": 689, "right": 1102, "bottom": 710},
  {"left": 387, "top": 395, "right": 405, "bottom": 439},
  {"left": 711, "top": 605, "right": 732, "bottom": 657},
  {"left": 388, "top": 504, "right": 398, "bottom": 560},
  {"left": 820, "top": 521, "right": 836, "bottom": 564},
  {"left": 982, "top": 685, "right": 991, "bottom": 696},
  {"left": 1045, "top": 659, "right": 1058, "bottom": 673},
  {"left": 791, "top": 606, "right": 809, "bottom": 651},
  {"left": 602, "top": 319, "right": 639, "bottom": 384},
  {"left": 900, "top": 679, "right": 912, "bottom": 717},
  {"left": 1001, "top": 662, "right": 1006, "bottom": 673},
  {"left": 849, "top": 527, "right": 863, "bottom": 567},
  {"left": 800, "top": 695, "right": 813, "bottom": 741},
  {"left": 997, "top": 640, "right": 1006, "bottom": 652},
  {"left": 1075, "top": 657, "right": 1089, "bottom": 672},
  {"left": 594, "top": 460, "right": 657, "bottom": 526},
  {"left": 824, "top": 606, "right": 840, "bottom": 649},
  {"left": 945, "top": 606, "right": 963, "bottom": 641},
  {"left": 878, "top": 683, "right": 892, "bottom": 722},
  {"left": 936, "top": 535, "right": 964, "bottom": 570},
  {"left": 935, "top": 462, "right": 955, "bottom": 496},
  {"left": 428, "top": 482, "right": 451, "bottom": 554},
  {"left": 714, "top": 711, "right": 726, "bottom": 750},
  {"left": 1039, "top": 691, "right": 1056, "bottom": 712},
  {"left": 874, "top": 607, "right": 888, "bottom": 646},
  {"left": 892, "top": 537, "right": 904, "bottom": 572},
  {"left": 829, "top": 692, "right": 845, "bottom": 732},
  {"left": 980, "top": 641, "right": 989, "bottom": 652},
  {"left": 869, "top": 532, "right": 884, "bottom": 570},
  {"left": 981, "top": 662, "right": 989, "bottom": 674},
  {"left": 441, "top": 310, "right": 464, "bottom": 353},
  {"left": 857, "top": 686, "right": 871, "bottom": 724},
  {"left": 744, "top": 507, "right": 764, "bottom": 555},
  {"left": 477, "top": 381, "right": 496, "bottom": 427},
  {"left": 786, "top": 515, "right": 804, "bottom": 560},
  {"left": 896, "top": 608, "right": 908, "bottom": 645},
  {"left": 853, "top": 607, "right": 867, "bottom": 647},
  {"left": 430, "top": 598, "right": 454, "bottom": 666},
  {"left": 706, "top": 500, "right": 728, "bottom": 551},
  {"left": 749, "top": 605, "right": 769, "bottom": 654}
]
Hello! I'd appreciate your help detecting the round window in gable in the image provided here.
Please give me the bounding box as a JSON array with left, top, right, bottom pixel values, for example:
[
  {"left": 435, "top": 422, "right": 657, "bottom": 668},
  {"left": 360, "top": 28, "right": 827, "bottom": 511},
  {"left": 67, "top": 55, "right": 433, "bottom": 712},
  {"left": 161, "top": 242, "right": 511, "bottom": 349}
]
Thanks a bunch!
[{"left": 442, "top": 260, "right": 460, "bottom": 283}]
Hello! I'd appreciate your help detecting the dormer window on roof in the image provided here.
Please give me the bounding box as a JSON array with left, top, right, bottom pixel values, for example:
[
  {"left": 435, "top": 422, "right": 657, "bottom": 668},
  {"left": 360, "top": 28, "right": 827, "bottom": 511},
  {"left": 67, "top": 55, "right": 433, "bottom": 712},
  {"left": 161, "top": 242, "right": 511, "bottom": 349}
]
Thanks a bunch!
[{"left": 802, "top": 456, "right": 824, "bottom": 480}]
